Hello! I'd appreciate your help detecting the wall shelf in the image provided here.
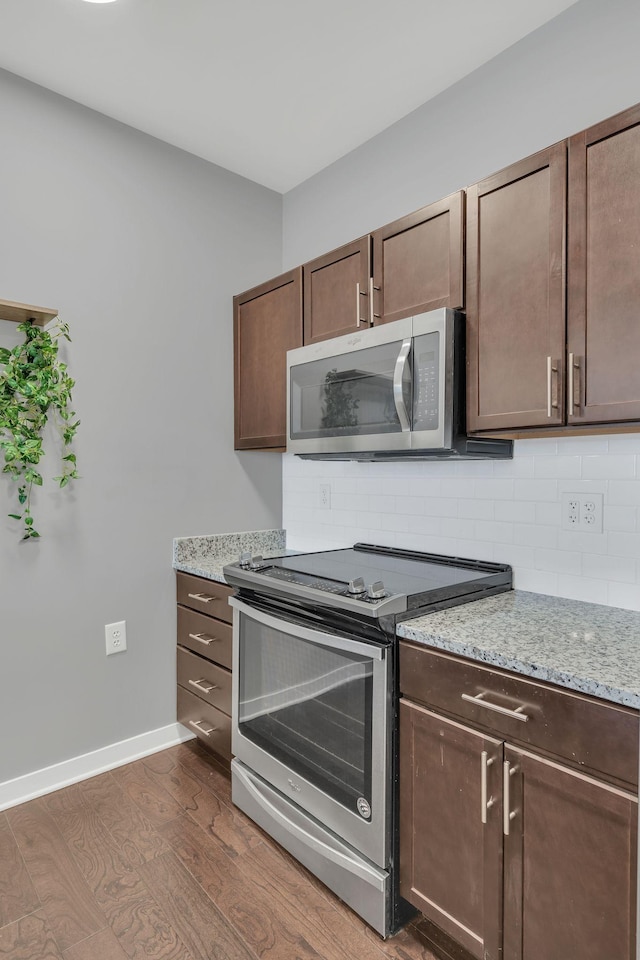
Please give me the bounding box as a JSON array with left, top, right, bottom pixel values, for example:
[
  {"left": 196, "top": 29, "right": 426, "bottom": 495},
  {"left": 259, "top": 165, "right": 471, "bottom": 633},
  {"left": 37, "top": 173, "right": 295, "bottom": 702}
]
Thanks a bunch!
[{"left": 0, "top": 298, "right": 58, "bottom": 326}]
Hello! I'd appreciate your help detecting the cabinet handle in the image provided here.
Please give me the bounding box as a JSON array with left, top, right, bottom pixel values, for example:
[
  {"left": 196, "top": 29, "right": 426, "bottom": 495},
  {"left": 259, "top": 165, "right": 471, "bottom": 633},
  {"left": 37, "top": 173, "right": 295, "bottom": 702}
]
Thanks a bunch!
[
  {"left": 188, "top": 678, "right": 217, "bottom": 694},
  {"left": 355, "top": 282, "right": 367, "bottom": 326},
  {"left": 188, "top": 632, "right": 217, "bottom": 646},
  {"left": 503, "top": 761, "right": 517, "bottom": 835},
  {"left": 189, "top": 719, "right": 216, "bottom": 737},
  {"left": 568, "top": 352, "right": 580, "bottom": 413},
  {"left": 461, "top": 692, "right": 529, "bottom": 722},
  {"left": 546, "top": 356, "right": 559, "bottom": 417},
  {"left": 368, "top": 278, "right": 381, "bottom": 324},
  {"left": 480, "top": 751, "right": 496, "bottom": 824},
  {"left": 188, "top": 592, "right": 214, "bottom": 603}
]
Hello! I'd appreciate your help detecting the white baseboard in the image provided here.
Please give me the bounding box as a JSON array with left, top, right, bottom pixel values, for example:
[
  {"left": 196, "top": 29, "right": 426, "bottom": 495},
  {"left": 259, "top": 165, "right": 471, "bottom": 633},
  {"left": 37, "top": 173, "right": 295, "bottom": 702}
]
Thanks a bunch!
[{"left": 0, "top": 723, "right": 196, "bottom": 812}]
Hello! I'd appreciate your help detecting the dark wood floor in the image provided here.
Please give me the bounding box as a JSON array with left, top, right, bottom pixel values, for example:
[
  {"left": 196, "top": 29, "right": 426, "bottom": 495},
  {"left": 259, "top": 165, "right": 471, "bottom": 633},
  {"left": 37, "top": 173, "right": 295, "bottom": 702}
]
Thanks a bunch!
[{"left": 0, "top": 740, "right": 442, "bottom": 960}]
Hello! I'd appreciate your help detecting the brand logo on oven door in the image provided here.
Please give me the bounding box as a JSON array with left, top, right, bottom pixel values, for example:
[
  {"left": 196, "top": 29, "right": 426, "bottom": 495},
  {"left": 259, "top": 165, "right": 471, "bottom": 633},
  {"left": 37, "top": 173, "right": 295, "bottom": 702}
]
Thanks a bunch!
[
  {"left": 287, "top": 778, "right": 302, "bottom": 793},
  {"left": 357, "top": 797, "right": 371, "bottom": 819}
]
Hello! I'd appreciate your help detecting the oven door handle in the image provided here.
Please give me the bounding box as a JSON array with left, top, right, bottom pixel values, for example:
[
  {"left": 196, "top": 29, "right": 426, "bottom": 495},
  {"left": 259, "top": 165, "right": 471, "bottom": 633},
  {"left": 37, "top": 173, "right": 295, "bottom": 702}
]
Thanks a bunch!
[
  {"left": 233, "top": 761, "right": 386, "bottom": 890},
  {"left": 229, "top": 596, "right": 385, "bottom": 660}
]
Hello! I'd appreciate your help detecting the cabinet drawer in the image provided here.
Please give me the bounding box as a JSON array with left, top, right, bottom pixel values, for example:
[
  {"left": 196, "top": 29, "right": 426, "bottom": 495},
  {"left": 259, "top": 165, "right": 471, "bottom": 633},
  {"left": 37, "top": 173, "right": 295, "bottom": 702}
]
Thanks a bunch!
[
  {"left": 176, "top": 572, "right": 233, "bottom": 623},
  {"left": 177, "top": 606, "right": 232, "bottom": 669},
  {"left": 400, "top": 640, "right": 639, "bottom": 787},
  {"left": 177, "top": 645, "right": 232, "bottom": 714},
  {"left": 177, "top": 686, "right": 231, "bottom": 761}
]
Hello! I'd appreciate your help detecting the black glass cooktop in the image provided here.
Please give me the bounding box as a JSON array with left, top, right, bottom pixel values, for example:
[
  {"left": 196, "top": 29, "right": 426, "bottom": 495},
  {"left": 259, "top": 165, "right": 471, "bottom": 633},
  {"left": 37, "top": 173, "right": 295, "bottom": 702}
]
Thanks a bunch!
[{"left": 225, "top": 543, "right": 512, "bottom": 617}]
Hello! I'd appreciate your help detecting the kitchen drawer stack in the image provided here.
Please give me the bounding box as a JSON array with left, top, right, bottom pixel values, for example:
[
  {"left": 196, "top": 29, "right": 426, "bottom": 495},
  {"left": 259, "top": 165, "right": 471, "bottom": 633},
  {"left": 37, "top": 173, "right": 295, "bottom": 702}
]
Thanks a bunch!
[{"left": 176, "top": 572, "right": 233, "bottom": 762}]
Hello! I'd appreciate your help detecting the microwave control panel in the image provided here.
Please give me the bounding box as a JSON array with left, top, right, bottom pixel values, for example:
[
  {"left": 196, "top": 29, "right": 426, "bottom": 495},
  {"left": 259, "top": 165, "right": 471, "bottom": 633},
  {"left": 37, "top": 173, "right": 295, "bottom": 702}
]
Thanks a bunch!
[{"left": 413, "top": 332, "right": 440, "bottom": 431}]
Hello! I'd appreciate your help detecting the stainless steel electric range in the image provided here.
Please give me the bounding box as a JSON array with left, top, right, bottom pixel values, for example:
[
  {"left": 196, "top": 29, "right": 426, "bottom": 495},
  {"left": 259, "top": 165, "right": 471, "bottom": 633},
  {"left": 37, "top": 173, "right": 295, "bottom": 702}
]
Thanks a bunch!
[{"left": 223, "top": 543, "right": 512, "bottom": 938}]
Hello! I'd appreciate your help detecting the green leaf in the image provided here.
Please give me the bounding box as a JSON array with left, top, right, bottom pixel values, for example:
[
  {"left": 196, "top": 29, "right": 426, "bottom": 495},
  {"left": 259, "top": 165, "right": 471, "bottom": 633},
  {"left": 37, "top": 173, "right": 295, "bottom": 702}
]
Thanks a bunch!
[
  {"left": 25, "top": 516, "right": 33, "bottom": 526},
  {"left": 8, "top": 513, "right": 21, "bottom": 520}
]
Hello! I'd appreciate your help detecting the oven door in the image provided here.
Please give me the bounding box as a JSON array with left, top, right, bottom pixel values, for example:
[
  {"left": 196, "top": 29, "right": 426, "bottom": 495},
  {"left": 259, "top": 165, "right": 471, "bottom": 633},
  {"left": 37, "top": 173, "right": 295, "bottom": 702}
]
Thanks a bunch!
[{"left": 230, "top": 595, "right": 392, "bottom": 868}]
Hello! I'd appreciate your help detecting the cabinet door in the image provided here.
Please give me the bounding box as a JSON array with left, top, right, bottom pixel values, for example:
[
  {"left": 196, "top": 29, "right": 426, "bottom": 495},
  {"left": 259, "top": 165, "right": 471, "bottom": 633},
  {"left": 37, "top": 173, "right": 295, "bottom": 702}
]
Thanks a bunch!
[
  {"left": 371, "top": 192, "right": 464, "bottom": 326},
  {"left": 234, "top": 268, "right": 302, "bottom": 449},
  {"left": 503, "top": 745, "right": 637, "bottom": 960},
  {"left": 303, "top": 237, "right": 370, "bottom": 344},
  {"left": 466, "top": 145, "right": 566, "bottom": 432},
  {"left": 399, "top": 699, "right": 503, "bottom": 960},
  {"left": 568, "top": 104, "right": 640, "bottom": 424}
]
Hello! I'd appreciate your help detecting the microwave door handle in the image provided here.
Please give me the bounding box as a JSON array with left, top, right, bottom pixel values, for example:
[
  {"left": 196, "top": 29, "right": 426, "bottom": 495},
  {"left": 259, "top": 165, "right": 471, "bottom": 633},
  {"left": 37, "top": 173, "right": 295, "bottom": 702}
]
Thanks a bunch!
[{"left": 393, "top": 339, "right": 412, "bottom": 431}]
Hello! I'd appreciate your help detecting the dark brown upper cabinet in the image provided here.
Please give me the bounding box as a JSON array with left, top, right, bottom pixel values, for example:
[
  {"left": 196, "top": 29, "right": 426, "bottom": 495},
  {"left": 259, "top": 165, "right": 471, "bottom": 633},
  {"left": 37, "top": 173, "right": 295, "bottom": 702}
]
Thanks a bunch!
[
  {"left": 567, "top": 103, "right": 640, "bottom": 426},
  {"left": 233, "top": 268, "right": 302, "bottom": 450},
  {"left": 303, "top": 237, "right": 370, "bottom": 344},
  {"left": 466, "top": 144, "right": 567, "bottom": 433},
  {"left": 371, "top": 191, "right": 465, "bottom": 326}
]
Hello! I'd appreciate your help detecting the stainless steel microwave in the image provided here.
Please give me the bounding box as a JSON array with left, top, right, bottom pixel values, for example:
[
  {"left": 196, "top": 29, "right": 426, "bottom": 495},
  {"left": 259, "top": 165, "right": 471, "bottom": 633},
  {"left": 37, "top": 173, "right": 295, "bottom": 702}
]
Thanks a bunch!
[{"left": 286, "top": 309, "right": 512, "bottom": 460}]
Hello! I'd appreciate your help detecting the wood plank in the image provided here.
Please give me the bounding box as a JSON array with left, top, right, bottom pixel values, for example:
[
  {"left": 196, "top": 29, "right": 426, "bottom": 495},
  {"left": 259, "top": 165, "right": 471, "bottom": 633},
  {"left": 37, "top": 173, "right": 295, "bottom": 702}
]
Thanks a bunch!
[
  {"left": 0, "top": 909, "right": 64, "bottom": 960},
  {"left": 144, "top": 757, "right": 262, "bottom": 860},
  {"left": 63, "top": 927, "right": 130, "bottom": 960},
  {"left": 160, "top": 813, "right": 325, "bottom": 960},
  {"left": 110, "top": 765, "right": 184, "bottom": 826},
  {"left": 0, "top": 812, "right": 40, "bottom": 927},
  {"left": 7, "top": 800, "right": 106, "bottom": 952},
  {"left": 238, "top": 840, "right": 435, "bottom": 960},
  {"left": 168, "top": 741, "right": 232, "bottom": 805},
  {"left": 52, "top": 806, "right": 190, "bottom": 960},
  {"left": 76, "top": 773, "right": 169, "bottom": 865},
  {"left": 138, "top": 850, "right": 258, "bottom": 960},
  {"left": 0, "top": 298, "right": 58, "bottom": 326}
]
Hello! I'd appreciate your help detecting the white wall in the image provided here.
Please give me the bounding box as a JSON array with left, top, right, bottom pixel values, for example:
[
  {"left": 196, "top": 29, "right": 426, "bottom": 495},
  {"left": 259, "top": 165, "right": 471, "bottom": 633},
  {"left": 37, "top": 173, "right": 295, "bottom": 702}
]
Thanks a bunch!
[
  {"left": 0, "top": 69, "right": 283, "bottom": 784},
  {"left": 282, "top": 0, "right": 640, "bottom": 611}
]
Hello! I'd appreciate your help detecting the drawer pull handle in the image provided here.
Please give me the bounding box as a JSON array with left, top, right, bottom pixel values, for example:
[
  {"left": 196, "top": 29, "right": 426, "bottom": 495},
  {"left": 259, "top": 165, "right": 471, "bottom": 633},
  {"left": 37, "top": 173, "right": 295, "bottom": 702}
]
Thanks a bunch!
[
  {"left": 188, "top": 592, "right": 215, "bottom": 603},
  {"left": 188, "top": 632, "right": 217, "bottom": 646},
  {"left": 480, "top": 751, "right": 496, "bottom": 824},
  {"left": 461, "top": 692, "right": 529, "bottom": 723},
  {"left": 189, "top": 678, "right": 217, "bottom": 694},
  {"left": 189, "top": 719, "right": 216, "bottom": 737},
  {"left": 503, "top": 761, "right": 517, "bottom": 835}
]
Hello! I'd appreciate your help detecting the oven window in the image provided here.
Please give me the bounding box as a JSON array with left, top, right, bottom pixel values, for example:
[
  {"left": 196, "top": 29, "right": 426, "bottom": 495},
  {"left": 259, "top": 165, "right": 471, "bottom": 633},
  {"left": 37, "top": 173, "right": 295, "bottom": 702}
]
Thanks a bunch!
[{"left": 238, "top": 614, "right": 373, "bottom": 814}]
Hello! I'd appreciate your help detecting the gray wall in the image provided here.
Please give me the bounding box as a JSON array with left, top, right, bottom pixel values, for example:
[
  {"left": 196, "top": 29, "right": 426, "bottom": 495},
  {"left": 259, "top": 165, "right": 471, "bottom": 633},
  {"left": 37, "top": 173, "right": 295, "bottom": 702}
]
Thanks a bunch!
[
  {"left": 283, "top": 0, "right": 640, "bottom": 265},
  {"left": 0, "top": 69, "right": 283, "bottom": 783}
]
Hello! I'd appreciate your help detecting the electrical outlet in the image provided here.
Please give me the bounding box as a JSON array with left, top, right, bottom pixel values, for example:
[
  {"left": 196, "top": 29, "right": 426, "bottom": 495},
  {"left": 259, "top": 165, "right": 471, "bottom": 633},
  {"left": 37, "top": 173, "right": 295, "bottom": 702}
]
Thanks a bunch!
[
  {"left": 105, "top": 620, "right": 127, "bottom": 655},
  {"left": 319, "top": 482, "right": 331, "bottom": 509},
  {"left": 561, "top": 493, "right": 603, "bottom": 533}
]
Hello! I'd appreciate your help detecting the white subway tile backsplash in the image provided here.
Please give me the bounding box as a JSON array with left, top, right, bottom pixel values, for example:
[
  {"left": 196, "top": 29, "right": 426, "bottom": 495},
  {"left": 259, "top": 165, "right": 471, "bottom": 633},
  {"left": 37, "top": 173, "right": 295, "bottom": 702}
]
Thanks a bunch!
[
  {"left": 533, "top": 456, "right": 581, "bottom": 479},
  {"left": 534, "top": 548, "right": 582, "bottom": 576},
  {"left": 556, "top": 575, "right": 609, "bottom": 605},
  {"left": 582, "top": 455, "right": 636, "bottom": 480},
  {"left": 514, "top": 479, "right": 558, "bottom": 502},
  {"left": 607, "top": 582, "right": 640, "bottom": 611},
  {"left": 458, "top": 499, "right": 495, "bottom": 520},
  {"left": 607, "top": 531, "right": 640, "bottom": 559},
  {"left": 282, "top": 435, "right": 640, "bottom": 611},
  {"left": 513, "top": 569, "right": 559, "bottom": 594},
  {"left": 474, "top": 520, "right": 514, "bottom": 544},
  {"left": 513, "top": 524, "right": 558, "bottom": 549},
  {"left": 583, "top": 553, "right": 637, "bottom": 583},
  {"left": 494, "top": 500, "right": 536, "bottom": 524},
  {"left": 604, "top": 504, "right": 637, "bottom": 532},
  {"left": 608, "top": 480, "right": 640, "bottom": 506}
]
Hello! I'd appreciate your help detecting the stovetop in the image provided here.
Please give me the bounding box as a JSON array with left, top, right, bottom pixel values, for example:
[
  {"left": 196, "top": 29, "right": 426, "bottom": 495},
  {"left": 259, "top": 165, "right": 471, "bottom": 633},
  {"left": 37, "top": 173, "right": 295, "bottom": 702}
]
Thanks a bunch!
[{"left": 223, "top": 543, "right": 512, "bottom": 620}]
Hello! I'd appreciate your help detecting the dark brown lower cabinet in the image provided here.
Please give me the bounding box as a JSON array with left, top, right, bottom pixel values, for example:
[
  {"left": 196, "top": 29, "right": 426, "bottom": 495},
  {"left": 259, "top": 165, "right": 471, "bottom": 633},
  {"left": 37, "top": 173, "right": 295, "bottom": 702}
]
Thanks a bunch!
[
  {"left": 399, "top": 701, "right": 503, "bottom": 960},
  {"left": 400, "top": 697, "right": 638, "bottom": 960},
  {"left": 503, "top": 746, "right": 637, "bottom": 960}
]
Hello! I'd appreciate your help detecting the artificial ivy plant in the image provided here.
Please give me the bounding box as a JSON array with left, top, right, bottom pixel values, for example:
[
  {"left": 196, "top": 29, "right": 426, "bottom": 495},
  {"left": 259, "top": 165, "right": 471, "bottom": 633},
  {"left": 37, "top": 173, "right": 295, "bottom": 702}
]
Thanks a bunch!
[{"left": 0, "top": 319, "right": 79, "bottom": 539}]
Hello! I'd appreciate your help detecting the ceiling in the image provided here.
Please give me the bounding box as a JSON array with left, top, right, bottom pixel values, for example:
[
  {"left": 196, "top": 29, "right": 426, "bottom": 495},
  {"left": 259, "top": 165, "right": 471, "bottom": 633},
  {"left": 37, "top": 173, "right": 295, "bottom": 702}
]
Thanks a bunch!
[{"left": 0, "top": 0, "right": 579, "bottom": 192}]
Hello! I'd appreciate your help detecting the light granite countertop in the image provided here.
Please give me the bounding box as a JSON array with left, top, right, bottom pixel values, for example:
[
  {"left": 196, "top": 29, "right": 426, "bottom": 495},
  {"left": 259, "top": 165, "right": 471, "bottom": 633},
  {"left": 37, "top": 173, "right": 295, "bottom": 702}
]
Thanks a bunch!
[
  {"left": 173, "top": 529, "right": 287, "bottom": 583},
  {"left": 398, "top": 590, "right": 640, "bottom": 710}
]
